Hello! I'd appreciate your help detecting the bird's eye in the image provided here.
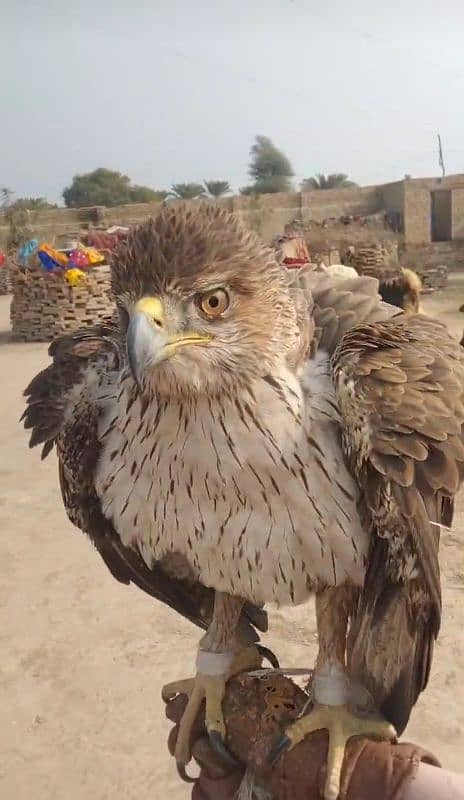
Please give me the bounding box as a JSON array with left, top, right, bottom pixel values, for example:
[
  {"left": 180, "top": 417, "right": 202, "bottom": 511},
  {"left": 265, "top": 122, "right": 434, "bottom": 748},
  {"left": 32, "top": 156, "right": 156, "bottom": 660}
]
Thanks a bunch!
[{"left": 197, "top": 289, "right": 230, "bottom": 318}]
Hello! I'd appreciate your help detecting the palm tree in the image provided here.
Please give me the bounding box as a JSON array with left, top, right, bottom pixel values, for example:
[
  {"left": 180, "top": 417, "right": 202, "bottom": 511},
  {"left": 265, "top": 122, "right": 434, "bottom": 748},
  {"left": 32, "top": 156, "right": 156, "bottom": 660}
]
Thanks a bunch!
[
  {"left": 301, "top": 173, "right": 357, "bottom": 191},
  {"left": 204, "top": 180, "right": 231, "bottom": 198},
  {"left": 170, "top": 183, "right": 206, "bottom": 200}
]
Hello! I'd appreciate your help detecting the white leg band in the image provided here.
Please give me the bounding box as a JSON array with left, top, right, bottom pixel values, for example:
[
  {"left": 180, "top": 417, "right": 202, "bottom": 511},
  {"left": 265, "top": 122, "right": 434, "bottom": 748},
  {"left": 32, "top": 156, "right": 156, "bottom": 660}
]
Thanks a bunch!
[
  {"left": 196, "top": 649, "right": 235, "bottom": 676},
  {"left": 313, "top": 662, "right": 350, "bottom": 706}
]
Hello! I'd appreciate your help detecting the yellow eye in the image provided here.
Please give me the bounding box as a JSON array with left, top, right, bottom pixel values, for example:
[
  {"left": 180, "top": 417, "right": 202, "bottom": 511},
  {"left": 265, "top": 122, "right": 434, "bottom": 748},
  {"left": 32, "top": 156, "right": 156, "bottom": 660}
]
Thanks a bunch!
[{"left": 198, "top": 289, "right": 230, "bottom": 318}]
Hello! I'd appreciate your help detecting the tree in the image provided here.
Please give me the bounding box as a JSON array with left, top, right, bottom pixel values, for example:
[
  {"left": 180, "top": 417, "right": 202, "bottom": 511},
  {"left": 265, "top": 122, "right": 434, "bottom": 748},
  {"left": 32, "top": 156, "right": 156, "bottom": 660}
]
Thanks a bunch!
[
  {"left": 130, "top": 186, "right": 168, "bottom": 203},
  {"left": 247, "top": 136, "right": 294, "bottom": 194},
  {"left": 170, "top": 183, "right": 206, "bottom": 200},
  {"left": 62, "top": 168, "right": 164, "bottom": 208},
  {"left": 301, "top": 173, "right": 357, "bottom": 191},
  {"left": 204, "top": 180, "right": 231, "bottom": 198},
  {"left": 239, "top": 185, "right": 256, "bottom": 196}
]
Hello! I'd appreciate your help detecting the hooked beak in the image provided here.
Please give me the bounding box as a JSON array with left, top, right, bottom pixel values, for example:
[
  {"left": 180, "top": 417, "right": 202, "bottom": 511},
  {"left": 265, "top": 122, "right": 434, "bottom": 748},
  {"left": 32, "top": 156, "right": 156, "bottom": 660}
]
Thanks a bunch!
[{"left": 126, "top": 297, "right": 211, "bottom": 388}]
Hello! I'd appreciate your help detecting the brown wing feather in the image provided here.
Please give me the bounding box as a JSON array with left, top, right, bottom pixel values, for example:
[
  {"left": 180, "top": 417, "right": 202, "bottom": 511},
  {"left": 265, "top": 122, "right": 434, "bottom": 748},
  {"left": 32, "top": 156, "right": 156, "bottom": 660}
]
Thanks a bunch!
[
  {"left": 333, "top": 314, "right": 464, "bottom": 733},
  {"left": 292, "top": 270, "right": 401, "bottom": 356},
  {"left": 22, "top": 324, "right": 267, "bottom": 640},
  {"left": 22, "top": 319, "right": 120, "bottom": 456}
]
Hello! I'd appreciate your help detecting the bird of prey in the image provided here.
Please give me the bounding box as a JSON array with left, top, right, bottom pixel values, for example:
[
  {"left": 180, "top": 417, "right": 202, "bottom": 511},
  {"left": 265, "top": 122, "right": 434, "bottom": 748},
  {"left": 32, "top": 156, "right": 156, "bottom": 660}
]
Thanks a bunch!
[{"left": 23, "top": 205, "right": 464, "bottom": 799}]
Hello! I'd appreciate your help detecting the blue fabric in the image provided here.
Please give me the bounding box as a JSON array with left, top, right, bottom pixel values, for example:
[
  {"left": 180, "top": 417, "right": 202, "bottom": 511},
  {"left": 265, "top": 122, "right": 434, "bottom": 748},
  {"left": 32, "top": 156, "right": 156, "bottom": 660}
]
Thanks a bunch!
[
  {"left": 18, "top": 239, "right": 38, "bottom": 265},
  {"left": 37, "top": 250, "right": 59, "bottom": 271}
]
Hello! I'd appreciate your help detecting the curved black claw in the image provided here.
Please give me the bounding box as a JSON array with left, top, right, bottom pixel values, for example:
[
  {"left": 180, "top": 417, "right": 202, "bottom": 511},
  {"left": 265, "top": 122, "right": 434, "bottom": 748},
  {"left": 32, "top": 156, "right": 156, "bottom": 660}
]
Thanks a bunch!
[
  {"left": 176, "top": 762, "right": 197, "bottom": 783},
  {"left": 256, "top": 644, "right": 280, "bottom": 669},
  {"left": 268, "top": 734, "right": 291, "bottom": 765},
  {"left": 208, "top": 730, "right": 240, "bottom": 768}
]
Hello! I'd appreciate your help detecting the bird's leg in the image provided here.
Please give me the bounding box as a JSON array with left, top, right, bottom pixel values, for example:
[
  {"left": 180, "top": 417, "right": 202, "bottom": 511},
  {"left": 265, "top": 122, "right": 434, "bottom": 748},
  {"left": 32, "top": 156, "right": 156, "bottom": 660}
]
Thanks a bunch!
[
  {"left": 162, "top": 591, "right": 262, "bottom": 779},
  {"left": 271, "top": 588, "right": 396, "bottom": 800}
]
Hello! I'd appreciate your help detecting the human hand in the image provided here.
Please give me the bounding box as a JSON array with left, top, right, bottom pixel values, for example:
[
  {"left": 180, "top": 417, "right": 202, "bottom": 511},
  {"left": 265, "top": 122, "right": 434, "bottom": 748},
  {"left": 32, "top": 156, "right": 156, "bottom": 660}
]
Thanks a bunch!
[{"left": 164, "top": 671, "right": 441, "bottom": 800}]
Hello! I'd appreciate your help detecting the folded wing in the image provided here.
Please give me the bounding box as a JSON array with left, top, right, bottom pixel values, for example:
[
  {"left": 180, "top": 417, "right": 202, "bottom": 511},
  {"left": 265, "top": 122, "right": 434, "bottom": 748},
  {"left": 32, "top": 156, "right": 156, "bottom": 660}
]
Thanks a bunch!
[{"left": 333, "top": 314, "right": 464, "bottom": 732}]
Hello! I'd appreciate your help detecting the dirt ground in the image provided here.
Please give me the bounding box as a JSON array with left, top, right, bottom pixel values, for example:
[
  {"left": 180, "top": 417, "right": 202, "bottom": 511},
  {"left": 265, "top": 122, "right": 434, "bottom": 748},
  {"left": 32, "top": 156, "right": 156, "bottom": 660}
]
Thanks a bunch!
[{"left": 1, "top": 279, "right": 464, "bottom": 800}]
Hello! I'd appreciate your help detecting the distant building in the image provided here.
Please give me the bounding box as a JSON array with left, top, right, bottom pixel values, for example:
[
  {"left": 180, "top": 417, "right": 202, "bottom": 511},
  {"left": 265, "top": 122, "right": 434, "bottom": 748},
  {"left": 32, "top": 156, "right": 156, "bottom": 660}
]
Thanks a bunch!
[
  {"left": 2, "top": 174, "right": 464, "bottom": 251},
  {"left": 381, "top": 173, "right": 464, "bottom": 245}
]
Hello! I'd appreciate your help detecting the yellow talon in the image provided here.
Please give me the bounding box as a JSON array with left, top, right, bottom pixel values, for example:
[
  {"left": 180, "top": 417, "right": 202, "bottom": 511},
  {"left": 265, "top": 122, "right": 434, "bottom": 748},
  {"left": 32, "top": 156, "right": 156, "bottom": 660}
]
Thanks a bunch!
[
  {"left": 281, "top": 703, "right": 396, "bottom": 800},
  {"left": 161, "top": 644, "right": 262, "bottom": 772}
]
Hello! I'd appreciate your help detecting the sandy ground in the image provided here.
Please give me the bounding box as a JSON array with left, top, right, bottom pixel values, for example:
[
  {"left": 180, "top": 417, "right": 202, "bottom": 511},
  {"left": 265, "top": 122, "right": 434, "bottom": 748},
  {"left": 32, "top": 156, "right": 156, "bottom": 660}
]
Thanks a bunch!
[{"left": 1, "top": 280, "right": 464, "bottom": 800}]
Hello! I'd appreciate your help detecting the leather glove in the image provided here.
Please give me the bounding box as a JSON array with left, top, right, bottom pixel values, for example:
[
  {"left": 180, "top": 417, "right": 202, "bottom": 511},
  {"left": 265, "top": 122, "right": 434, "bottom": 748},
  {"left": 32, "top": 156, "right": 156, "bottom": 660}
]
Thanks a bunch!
[{"left": 165, "top": 672, "right": 441, "bottom": 800}]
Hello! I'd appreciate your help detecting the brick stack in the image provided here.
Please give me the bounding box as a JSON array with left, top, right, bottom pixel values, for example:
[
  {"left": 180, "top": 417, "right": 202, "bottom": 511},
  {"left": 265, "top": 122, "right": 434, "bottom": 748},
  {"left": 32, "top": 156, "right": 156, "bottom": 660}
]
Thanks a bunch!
[
  {"left": 415, "top": 265, "right": 448, "bottom": 292},
  {"left": 344, "top": 242, "right": 399, "bottom": 276},
  {"left": 0, "top": 266, "right": 12, "bottom": 295},
  {"left": 10, "top": 264, "right": 114, "bottom": 342}
]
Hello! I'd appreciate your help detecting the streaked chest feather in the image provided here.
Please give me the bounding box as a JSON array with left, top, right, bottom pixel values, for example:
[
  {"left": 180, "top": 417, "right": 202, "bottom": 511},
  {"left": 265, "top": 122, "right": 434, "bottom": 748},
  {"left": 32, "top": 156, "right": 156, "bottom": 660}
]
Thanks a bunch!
[{"left": 95, "top": 358, "right": 368, "bottom": 605}]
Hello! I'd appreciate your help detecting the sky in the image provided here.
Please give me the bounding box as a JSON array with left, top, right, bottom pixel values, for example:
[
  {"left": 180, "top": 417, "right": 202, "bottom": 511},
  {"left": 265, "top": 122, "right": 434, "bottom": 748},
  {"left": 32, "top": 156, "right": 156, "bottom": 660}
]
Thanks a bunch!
[{"left": 1, "top": 0, "right": 464, "bottom": 204}]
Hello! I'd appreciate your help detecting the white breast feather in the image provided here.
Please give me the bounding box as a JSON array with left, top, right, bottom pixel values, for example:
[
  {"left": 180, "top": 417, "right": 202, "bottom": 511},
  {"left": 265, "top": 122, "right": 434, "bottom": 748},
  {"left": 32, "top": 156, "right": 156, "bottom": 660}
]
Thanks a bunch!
[{"left": 95, "top": 353, "right": 369, "bottom": 606}]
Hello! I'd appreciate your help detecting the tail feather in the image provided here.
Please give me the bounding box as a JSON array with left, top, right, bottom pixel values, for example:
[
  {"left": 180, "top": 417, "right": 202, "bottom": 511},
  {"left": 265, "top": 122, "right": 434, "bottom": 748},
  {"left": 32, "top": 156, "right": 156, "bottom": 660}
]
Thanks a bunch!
[{"left": 347, "top": 579, "right": 435, "bottom": 735}]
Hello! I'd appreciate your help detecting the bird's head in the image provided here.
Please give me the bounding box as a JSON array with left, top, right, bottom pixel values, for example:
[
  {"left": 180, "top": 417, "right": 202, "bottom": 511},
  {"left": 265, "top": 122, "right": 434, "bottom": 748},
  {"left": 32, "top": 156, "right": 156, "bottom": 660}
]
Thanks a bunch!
[{"left": 112, "top": 204, "right": 301, "bottom": 397}]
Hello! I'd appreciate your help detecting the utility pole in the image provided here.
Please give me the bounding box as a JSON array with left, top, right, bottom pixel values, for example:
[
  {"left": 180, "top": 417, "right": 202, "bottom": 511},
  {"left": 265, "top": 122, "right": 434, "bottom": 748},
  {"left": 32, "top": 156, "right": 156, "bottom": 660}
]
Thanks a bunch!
[{"left": 437, "top": 133, "right": 446, "bottom": 178}]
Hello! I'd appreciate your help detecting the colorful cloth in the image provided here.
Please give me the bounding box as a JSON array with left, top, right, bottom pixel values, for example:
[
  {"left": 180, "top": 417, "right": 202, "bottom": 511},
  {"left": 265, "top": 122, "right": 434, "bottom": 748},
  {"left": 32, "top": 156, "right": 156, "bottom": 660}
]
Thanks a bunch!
[
  {"left": 18, "top": 239, "right": 38, "bottom": 265},
  {"left": 282, "top": 256, "right": 309, "bottom": 268},
  {"left": 64, "top": 268, "right": 86, "bottom": 286},
  {"left": 37, "top": 243, "right": 69, "bottom": 270},
  {"left": 68, "top": 249, "right": 90, "bottom": 268},
  {"left": 82, "top": 246, "right": 105, "bottom": 265},
  {"left": 38, "top": 250, "right": 60, "bottom": 271},
  {"left": 84, "top": 230, "right": 128, "bottom": 253}
]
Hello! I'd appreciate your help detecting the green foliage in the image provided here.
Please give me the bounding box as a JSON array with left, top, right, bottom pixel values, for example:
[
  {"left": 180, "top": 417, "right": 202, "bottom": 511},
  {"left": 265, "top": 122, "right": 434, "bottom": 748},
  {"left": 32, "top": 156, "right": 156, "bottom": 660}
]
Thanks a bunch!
[
  {"left": 239, "top": 185, "right": 256, "bottom": 196},
  {"left": 170, "top": 183, "right": 206, "bottom": 200},
  {"left": 247, "top": 136, "right": 294, "bottom": 194},
  {"left": 130, "top": 186, "right": 168, "bottom": 203},
  {"left": 301, "top": 173, "right": 357, "bottom": 191},
  {"left": 253, "top": 176, "right": 293, "bottom": 194},
  {"left": 62, "top": 168, "right": 164, "bottom": 208},
  {"left": 204, "top": 180, "right": 231, "bottom": 198}
]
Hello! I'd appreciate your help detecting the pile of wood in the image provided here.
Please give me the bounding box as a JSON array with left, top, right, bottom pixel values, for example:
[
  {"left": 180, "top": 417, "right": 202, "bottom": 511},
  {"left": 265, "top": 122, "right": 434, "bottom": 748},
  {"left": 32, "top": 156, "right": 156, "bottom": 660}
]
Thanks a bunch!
[
  {"left": 346, "top": 244, "right": 448, "bottom": 295},
  {"left": 342, "top": 244, "right": 423, "bottom": 314},
  {"left": 343, "top": 242, "right": 399, "bottom": 273},
  {"left": 415, "top": 265, "right": 448, "bottom": 292},
  {"left": 310, "top": 247, "right": 341, "bottom": 266},
  {"left": 10, "top": 265, "right": 114, "bottom": 342}
]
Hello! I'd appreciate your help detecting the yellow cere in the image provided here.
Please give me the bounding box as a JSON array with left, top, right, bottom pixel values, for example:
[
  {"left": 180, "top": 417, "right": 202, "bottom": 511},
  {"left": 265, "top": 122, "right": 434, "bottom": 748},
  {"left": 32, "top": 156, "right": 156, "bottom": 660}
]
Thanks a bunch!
[{"left": 134, "top": 296, "right": 165, "bottom": 321}]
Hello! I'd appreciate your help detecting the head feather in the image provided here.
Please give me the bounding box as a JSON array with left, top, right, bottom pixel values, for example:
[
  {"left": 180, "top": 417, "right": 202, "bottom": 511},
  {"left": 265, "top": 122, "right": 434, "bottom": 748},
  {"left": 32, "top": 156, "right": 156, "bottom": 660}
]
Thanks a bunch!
[{"left": 111, "top": 203, "right": 281, "bottom": 300}]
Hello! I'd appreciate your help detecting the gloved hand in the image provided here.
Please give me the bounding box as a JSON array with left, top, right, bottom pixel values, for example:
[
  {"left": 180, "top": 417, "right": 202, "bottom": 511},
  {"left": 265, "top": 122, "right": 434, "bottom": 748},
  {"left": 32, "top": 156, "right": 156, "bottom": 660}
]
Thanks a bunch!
[{"left": 165, "top": 671, "right": 441, "bottom": 800}]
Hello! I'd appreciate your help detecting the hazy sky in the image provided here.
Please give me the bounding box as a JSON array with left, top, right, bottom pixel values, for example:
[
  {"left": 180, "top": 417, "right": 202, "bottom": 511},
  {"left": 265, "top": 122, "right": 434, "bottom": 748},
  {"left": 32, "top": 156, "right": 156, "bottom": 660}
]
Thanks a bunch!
[{"left": 2, "top": 0, "right": 463, "bottom": 204}]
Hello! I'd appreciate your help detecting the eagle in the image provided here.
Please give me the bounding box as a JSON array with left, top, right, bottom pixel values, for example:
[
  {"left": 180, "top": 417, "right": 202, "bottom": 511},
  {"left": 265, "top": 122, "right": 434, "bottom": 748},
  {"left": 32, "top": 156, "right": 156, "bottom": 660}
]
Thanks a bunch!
[{"left": 22, "top": 205, "right": 464, "bottom": 799}]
